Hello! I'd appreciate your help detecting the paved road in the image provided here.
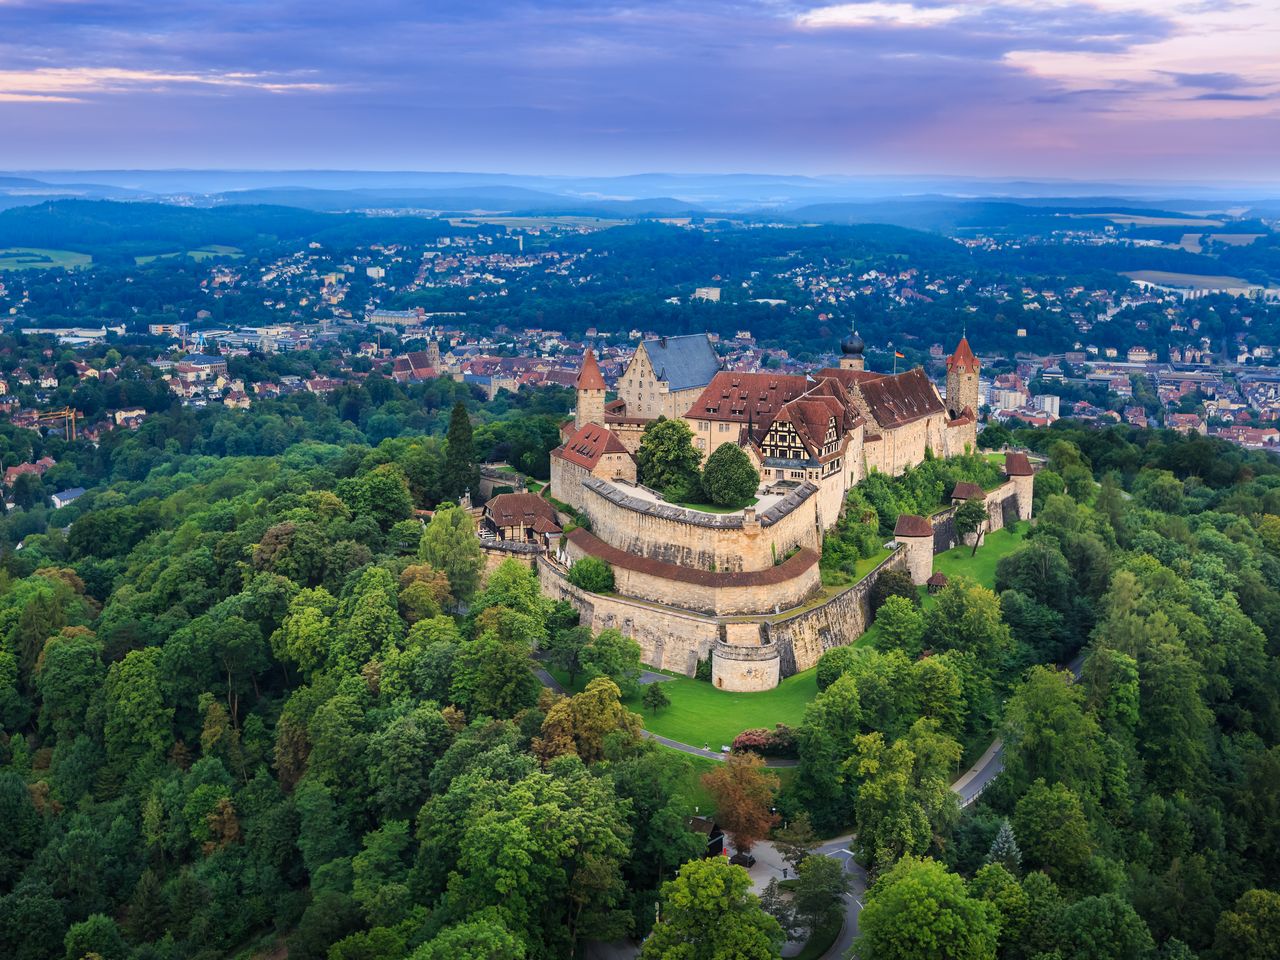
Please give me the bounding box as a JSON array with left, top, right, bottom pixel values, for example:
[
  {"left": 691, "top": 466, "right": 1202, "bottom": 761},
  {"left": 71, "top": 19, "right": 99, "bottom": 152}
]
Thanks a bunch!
[{"left": 548, "top": 655, "right": 1088, "bottom": 959}]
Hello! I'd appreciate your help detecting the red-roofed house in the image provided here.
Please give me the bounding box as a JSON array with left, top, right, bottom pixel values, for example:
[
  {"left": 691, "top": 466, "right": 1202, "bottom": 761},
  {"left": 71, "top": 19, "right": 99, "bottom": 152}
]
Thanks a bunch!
[{"left": 550, "top": 421, "right": 637, "bottom": 512}]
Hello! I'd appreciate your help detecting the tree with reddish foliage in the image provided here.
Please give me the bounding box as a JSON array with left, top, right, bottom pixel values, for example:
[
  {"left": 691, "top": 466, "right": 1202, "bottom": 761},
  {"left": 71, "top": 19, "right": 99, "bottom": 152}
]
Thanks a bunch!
[{"left": 701, "top": 752, "right": 779, "bottom": 857}]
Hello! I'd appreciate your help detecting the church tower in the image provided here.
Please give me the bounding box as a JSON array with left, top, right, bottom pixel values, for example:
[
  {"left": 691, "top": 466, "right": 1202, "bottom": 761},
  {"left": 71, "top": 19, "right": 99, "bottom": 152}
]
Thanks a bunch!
[
  {"left": 839, "top": 327, "right": 865, "bottom": 372},
  {"left": 946, "top": 335, "right": 980, "bottom": 418},
  {"left": 425, "top": 337, "right": 442, "bottom": 370},
  {"left": 575, "top": 347, "right": 607, "bottom": 429}
]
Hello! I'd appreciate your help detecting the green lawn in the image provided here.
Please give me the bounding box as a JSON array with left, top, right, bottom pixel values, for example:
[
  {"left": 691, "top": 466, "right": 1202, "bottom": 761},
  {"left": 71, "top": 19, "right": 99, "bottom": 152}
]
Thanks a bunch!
[
  {"left": 638, "top": 670, "right": 817, "bottom": 748},
  {"left": 932, "top": 524, "right": 1026, "bottom": 587},
  {"left": 0, "top": 247, "right": 91, "bottom": 270},
  {"left": 822, "top": 545, "right": 894, "bottom": 587}
]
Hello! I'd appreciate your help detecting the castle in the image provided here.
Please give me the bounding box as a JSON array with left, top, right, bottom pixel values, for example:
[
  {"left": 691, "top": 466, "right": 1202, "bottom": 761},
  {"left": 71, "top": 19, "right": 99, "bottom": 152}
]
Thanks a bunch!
[{"left": 537, "top": 331, "right": 1031, "bottom": 692}]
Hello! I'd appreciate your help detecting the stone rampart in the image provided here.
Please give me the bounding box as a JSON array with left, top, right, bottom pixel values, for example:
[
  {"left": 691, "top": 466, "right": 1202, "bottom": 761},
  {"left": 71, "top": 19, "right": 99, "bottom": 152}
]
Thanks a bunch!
[
  {"left": 563, "top": 528, "right": 821, "bottom": 616},
  {"left": 764, "top": 547, "right": 908, "bottom": 675},
  {"left": 538, "top": 557, "right": 721, "bottom": 676},
  {"left": 580, "top": 476, "right": 821, "bottom": 572}
]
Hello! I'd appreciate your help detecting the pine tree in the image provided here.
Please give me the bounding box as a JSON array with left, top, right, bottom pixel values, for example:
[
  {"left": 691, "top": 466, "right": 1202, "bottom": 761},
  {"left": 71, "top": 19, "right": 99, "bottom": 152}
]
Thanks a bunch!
[
  {"left": 443, "top": 401, "right": 478, "bottom": 502},
  {"left": 986, "top": 818, "right": 1022, "bottom": 876}
]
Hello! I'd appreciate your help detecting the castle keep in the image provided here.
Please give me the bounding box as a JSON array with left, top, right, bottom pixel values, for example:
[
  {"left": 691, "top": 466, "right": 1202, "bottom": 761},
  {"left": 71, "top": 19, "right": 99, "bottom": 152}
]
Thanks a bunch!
[{"left": 540, "top": 331, "right": 1003, "bottom": 692}]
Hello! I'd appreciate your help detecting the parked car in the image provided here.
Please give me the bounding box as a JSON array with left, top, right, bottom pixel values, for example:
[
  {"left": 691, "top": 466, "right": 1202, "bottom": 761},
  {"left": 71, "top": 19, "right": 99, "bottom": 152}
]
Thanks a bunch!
[{"left": 729, "top": 852, "right": 756, "bottom": 868}]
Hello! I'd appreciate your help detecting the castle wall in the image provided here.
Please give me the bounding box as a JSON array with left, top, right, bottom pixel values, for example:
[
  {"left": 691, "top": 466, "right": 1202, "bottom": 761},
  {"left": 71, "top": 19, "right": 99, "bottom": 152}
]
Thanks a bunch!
[
  {"left": 539, "top": 557, "right": 721, "bottom": 676},
  {"left": 563, "top": 533, "right": 821, "bottom": 616},
  {"left": 764, "top": 547, "right": 908, "bottom": 675},
  {"left": 550, "top": 455, "right": 590, "bottom": 512},
  {"left": 580, "top": 477, "right": 821, "bottom": 573}
]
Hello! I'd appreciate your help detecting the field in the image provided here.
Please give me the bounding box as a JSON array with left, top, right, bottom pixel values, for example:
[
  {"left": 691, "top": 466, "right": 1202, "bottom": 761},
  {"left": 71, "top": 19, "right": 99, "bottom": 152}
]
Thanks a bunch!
[
  {"left": 1069, "top": 212, "right": 1223, "bottom": 228},
  {"left": 446, "top": 215, "right": 625, "bottom": 231},
  {"left": 1178, "top": 232, "right": 1265, "bottom": 253},
  {"left": 0, "top": 247, "right": 92, "bottom": 270},
  {"left": 1123, "top": 269, "right": 1259, "bottom": 291},
  {"left": 135, "top": 244, "right": 243, "bottom": 265}
]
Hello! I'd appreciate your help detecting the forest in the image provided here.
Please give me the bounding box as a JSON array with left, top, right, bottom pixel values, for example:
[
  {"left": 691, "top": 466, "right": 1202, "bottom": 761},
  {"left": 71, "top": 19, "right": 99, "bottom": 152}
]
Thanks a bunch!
[{"left": 0, "top": 372, "right": 1279, "bottom": 959}]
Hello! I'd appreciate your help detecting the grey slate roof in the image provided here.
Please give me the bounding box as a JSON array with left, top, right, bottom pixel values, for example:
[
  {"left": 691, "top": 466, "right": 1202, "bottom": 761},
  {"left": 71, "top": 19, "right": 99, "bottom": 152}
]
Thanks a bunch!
[{"left": 641, "top": 335, "right": 720, "bottom": 392}]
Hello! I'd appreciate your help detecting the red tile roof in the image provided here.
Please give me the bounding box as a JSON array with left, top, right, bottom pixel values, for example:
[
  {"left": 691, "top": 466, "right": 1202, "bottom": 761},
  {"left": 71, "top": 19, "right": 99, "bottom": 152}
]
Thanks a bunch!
[
  {"left": 575, "top": 348, "right": 607, "bottom": 391},
  {"left": 894, "top": 514, "right": 933, "bottom": 537},
  {"left": 1004, "top": 452, "right": 1034, "bottom": 476},
  {"left": 554, "top": 422, "right": 632, "bottom": 470},
  {"left": 858, "top": 367, "right": 946, "bottom": 428},
  {"left": 686, "top": 372, "right": 811, "bottom": 423},
  {"left": 485, "top": 492, "right": 559, "bottom": 529},
  {"left": 951, "top": 482, "right": 985, "bottom": 501},
  {"left": 947, "top": 337, "right": 980, "bottom": 374}
]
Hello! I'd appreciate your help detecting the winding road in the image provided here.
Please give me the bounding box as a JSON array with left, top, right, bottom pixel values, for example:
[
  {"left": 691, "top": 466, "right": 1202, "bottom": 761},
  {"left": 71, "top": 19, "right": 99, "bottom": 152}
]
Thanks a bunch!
[{"left": 544, "top": 655, "right": 1087, "bottom": 960}]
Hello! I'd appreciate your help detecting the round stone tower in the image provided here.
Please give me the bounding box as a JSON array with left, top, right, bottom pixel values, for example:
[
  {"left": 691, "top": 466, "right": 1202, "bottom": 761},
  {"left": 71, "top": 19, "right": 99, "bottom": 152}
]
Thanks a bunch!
[{"left": 894, "top": 514, "right": 935, "bottom": 585}]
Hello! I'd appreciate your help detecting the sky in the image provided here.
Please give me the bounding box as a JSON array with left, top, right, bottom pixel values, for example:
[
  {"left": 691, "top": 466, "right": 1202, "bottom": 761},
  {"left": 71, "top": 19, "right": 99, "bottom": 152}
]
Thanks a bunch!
[{"left": 1, "top": 0, "right": 1277, "bottom": 182}]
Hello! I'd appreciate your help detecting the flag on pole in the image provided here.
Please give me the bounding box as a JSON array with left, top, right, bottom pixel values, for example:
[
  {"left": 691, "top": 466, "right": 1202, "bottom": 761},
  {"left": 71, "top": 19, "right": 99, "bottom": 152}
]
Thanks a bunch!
[{"left": 894, "top": 351, "right": 904, "bottom": 358}]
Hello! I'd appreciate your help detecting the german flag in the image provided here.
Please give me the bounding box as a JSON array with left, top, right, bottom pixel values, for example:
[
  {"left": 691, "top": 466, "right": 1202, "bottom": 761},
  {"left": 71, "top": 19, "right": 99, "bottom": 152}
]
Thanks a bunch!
[{"left": 894, "top": 351, "right": 904, "bottom": 358}]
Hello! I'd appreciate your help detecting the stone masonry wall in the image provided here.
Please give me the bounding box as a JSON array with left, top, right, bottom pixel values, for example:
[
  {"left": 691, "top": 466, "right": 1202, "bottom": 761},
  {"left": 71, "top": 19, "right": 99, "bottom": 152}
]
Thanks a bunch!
[
  {"left": 562, "top": 534, "right": 821, "bottom": 616},
  {"left": 765, "top": 547, "right": 908, "bottom": 676},
  {"left": 581, "top": 477, "right": 821, "bottom": 573},
  {"left": 538, "top": 557, "right": 721, "bottom": 676}
]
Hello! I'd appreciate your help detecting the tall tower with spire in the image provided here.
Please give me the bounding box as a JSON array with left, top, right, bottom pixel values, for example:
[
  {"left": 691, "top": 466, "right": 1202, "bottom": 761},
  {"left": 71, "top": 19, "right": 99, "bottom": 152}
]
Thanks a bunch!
[
  {"left": 575, "top": 347, "right": 607, "bottom": 429},
  {"left": 945, "top": 334, "right": 980, "bottom": 418},
  {"left": 839, "top": 326, "right": 866, "bottom": 372}
]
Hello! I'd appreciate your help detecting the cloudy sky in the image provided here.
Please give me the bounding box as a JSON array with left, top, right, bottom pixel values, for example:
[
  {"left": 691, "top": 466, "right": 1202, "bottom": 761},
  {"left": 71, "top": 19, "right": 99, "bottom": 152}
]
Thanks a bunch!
[{"left": 1, "top": 0, "right": 1277, "bottom": 180}]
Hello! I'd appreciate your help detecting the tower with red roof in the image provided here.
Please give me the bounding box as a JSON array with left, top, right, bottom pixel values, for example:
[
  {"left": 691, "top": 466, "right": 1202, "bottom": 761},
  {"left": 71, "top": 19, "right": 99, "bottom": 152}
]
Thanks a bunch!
[
  {"left": 945, "top": 335, "right": 980, "bottom": 419},
  {"left": 575, "top": 347, "right": 607, "bottom": 429}
]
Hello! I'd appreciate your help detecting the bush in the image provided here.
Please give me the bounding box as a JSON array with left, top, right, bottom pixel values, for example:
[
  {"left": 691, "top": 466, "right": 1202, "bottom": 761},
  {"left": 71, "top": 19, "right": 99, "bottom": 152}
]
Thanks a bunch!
[
  {"left": 568, "top": 556, "right": 614, "bottom": 593},
  {"left": 730, "top": 724, "right": 797, "bottom": 758},
  {"left": 870, "top": 568, "right": 918, "bottom": 614},
  {"left": 695, "top": 655, "right": 712, "bottom": 682},
  {"left": 700, "top": 443, "right": 760, "bottom": 508}
]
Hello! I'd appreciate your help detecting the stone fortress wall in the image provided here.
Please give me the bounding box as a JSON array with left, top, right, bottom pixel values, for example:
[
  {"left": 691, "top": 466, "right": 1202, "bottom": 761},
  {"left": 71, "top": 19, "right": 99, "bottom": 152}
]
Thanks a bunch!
[
  {"left": 580, "top": 476, "right": 822, "bottom": 573},
  {"left": 542, "top": 460, "right": 1034, "bottom": 692},
  {"left": 561, "top": 528, "right": 821, "bottom": 616}
]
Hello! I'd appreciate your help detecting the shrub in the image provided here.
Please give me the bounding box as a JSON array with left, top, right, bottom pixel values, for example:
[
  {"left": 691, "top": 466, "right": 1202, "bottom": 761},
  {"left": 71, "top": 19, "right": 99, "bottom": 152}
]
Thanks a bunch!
[
  {"left": 568, "top": 556, "right": 614, "bottom": 593},
  {"left": 731, "top": 724, "right": 798, "bottom": 758},
  {"left": 695, "top": 655, "right": 712, "bottom": 682}
]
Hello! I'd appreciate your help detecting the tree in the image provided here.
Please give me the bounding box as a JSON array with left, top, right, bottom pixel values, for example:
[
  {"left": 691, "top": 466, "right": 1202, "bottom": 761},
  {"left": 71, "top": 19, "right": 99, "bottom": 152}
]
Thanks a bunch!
[
  {"left": 772, "top": 812, "right": 817, "bottom": 873},
  {"left": 419, "top": 503, "right": 484, "bottom": 605},
  {"left": 336, "top": 465, "right": 414, "bottom": 531},
  {"left": 758, "top": 878, "right": 796, "bottom": 939},
  {"left": 536, "top": 677, "right": 642, "bottom": 763},
  {"left": 1012, "top": 780, "right": 1092, "bottom": 883},
  {"left": 443, "top": 401, "right": 479, "bottom": 502},
  {"left": 985, "top": 819, "right": 1022, "bottom": 876},
  {"left": 791, "top": 854, "right": 849, "bottom": 935},
  {"left": 580, "top": 628, "right": 643, "bottom": 699},
  {"left": 410, "top": 910, "right": 526, "bottom": 960},
  {"left": 870, "top": 567, "right": 918, "bottom": 614},
  {"left": 872, "top": 595, "right": 926, "bottom": 659},
  {"left": 954, "top": 497, "right": 988, "bottom": 556},
  {"left": 568, "top": 556, "right": 615, "bottom": 593},
  {"left": 34, "top": 627, "right": 104, "bottom": 742},
  {"left": 1001, "top": 666, "right": 1104, "bottom": 800},
  {"left": 642, "top": 681, "right": 671, "bottom": 713},
  {"left": 856, "top": 856, "right": 998, "bottom": 960},
  {"left": 1213, "top": 889, "right": 1280, "bottom": 960},
  {"left": 641, "top": 858, "right": 784, "bottom": 960},
  {"left": 103, "top": 647, "right": 172, "bottom": 770},
  {"left": 701, "top": 752, "right": 779, "bottom": 857},
  {"left": 1059, "top": 894, "right": 1155, "bottom": 960},
  {"left": 636, "top": 417, "right": 702, "bottom": 499},
  {"left": 63, "top": 913, "right": 126, "bottom": 960},
  {"left": 543, "top": 624, "right": 590, "bottom": 687},
  {"left": 701, "top": 443, "right": 760, "bottom": 508},
  {"left": 451, "top": 630, "right": 541, "bottom": 718}
]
